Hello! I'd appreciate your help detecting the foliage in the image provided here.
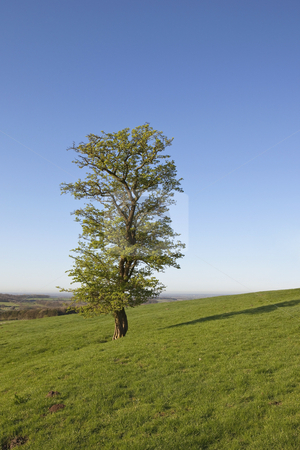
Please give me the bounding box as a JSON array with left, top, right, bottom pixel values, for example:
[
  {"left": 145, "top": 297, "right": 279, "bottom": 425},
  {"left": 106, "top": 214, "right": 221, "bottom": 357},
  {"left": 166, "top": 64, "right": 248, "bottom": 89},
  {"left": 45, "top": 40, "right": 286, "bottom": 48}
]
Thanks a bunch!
[{"left": 59, "top": 124, "right": 184, "bottom": 317}]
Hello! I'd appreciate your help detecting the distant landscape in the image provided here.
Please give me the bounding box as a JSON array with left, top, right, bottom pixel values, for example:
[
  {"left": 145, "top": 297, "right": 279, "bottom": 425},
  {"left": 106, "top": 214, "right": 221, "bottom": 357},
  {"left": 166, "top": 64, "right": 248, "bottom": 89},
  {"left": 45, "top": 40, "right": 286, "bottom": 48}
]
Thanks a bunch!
[
  {"left": 0, "top": 292, "right": 237, "bottom": 321},
  {"left": 0, "top": 294, "right": 73, "bottom": 321}
]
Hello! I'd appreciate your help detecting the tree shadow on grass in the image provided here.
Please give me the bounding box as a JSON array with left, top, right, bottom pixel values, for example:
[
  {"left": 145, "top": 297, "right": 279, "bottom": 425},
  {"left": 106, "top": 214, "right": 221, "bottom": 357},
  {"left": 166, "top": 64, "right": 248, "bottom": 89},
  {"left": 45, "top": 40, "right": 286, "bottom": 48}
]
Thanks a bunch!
[{"left": 165, "top": 298, "right": 300, "bottom": 329}]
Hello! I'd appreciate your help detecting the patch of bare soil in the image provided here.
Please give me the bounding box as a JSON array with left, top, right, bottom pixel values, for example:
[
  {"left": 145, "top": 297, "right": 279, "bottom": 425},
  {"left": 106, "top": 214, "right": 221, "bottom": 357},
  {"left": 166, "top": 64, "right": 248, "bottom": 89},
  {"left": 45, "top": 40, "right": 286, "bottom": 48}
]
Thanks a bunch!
[
  {"left": 46, "top": 391, "right": 60, "bottom": 398},
  {"left": 2, "top": 436, "right": 28, "bottom": 449},
  {"left": 48, "top": 404, "right": 65, "bottom": 413}
]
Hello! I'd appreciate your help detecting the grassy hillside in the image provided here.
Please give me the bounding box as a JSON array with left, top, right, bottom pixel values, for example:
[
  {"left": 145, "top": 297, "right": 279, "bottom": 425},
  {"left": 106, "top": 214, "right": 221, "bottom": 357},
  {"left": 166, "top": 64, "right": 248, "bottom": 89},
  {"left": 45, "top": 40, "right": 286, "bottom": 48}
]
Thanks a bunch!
[{"left": 1, "top": 288, "right": 300, "bottom": 449}]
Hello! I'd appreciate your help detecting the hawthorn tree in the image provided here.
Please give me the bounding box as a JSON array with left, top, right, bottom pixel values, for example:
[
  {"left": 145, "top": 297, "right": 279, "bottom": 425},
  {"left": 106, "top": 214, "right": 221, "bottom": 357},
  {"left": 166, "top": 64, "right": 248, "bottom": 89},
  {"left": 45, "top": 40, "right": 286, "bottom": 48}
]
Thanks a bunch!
[{"left": 60, "top": 124, "right": 184, "bottom": 340}]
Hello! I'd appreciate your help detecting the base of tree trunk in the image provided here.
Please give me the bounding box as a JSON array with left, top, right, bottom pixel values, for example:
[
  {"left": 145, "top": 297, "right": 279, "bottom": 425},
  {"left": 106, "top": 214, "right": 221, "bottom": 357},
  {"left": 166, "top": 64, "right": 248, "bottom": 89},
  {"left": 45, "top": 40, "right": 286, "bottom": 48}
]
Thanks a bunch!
[{"left": 112, "top": 308, "right": 128, "bottom": 340}]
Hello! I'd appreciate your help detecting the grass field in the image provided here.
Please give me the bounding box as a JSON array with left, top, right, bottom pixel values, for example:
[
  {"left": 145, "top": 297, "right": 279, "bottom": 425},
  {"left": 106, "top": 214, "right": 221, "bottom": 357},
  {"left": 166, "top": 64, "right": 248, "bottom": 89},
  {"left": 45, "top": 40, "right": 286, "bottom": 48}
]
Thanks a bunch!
[{"left": 1, "top": 288, "right": 300, "bottom": 449}]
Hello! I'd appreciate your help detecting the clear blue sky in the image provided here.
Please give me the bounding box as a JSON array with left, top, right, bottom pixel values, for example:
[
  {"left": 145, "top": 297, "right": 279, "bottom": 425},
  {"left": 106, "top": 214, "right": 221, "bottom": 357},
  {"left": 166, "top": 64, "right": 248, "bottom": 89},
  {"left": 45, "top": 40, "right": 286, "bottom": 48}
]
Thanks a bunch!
[{"left": 1, "top": 0, "right": 299, "bottom": 295}]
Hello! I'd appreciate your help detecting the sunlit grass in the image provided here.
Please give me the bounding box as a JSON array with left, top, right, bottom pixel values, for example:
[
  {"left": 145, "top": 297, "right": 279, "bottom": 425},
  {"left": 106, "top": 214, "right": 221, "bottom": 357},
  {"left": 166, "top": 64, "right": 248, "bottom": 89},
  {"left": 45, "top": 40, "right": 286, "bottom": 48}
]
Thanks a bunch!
[{"left": 1, "top": 288, "right": 300, "bottom": 449}]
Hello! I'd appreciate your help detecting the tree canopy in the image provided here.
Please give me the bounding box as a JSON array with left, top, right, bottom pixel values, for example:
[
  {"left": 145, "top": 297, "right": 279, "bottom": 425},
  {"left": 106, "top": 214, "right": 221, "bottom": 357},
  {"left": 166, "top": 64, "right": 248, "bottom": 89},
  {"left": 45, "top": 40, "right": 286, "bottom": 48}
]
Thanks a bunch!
[{"left": 59, "top": 124, "right": 184, "bottom": 339}]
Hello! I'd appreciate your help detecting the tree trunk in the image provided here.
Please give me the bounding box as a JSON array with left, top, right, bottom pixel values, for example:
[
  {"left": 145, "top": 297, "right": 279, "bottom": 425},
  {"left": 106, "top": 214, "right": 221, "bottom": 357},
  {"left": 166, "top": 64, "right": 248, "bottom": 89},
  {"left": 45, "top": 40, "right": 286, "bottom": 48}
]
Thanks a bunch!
[{"left": 112, "top": 308, "right": 128, "bottom": 340}]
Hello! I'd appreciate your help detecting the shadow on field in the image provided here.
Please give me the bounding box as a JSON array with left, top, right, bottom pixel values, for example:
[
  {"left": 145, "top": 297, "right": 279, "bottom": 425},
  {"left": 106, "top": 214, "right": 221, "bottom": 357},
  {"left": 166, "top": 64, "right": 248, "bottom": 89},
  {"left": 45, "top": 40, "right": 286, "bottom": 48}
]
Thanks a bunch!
[{"left": 165, "top": 299, "right": 300, "bottom": 328}]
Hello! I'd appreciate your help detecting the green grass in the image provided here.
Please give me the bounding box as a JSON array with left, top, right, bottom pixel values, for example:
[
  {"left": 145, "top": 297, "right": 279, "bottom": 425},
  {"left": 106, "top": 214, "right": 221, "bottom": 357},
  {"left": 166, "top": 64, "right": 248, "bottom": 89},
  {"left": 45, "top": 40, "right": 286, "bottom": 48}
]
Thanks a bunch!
[{"left": 1, "top": 288, "right": 300, "bottom": 449}]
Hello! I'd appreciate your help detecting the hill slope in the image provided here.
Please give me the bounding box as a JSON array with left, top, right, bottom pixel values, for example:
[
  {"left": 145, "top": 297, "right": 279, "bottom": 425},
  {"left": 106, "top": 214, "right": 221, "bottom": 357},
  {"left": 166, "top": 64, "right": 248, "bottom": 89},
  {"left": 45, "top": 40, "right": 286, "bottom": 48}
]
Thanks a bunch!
[{"left": 1, "top": 288, "right": 300, "bottom": 449}]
